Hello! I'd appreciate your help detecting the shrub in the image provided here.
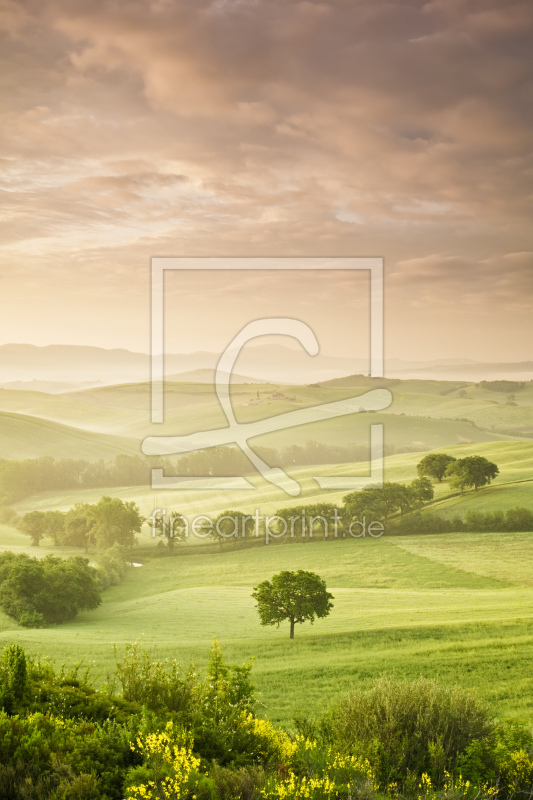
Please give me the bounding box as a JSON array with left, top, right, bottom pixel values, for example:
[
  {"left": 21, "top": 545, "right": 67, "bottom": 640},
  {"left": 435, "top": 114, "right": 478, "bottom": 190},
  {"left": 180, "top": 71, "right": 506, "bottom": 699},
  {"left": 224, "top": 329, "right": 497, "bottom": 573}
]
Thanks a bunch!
[
  {"left": 261, "top": 737, "right": 375, "bottom": 800},
  {"left": 0, "top": 644, "right": 27, "bottom": 714},
  {"left": 0, "top": 552, "right": 101, "bottom": 626},
  {"left": 389, "top": 512, "right": 463, "bottom": 535},
  {"left": 461, "top": 720, "right": 533, "bottom": 794},
  {"left": 498, "top": 749, "right": 533, "bottom": 795},
  {"left": 95, "top": 544, "right": 129, "bottom": 590},
  {"left": 209, "top": 764, "right": 266, "bottom": 800},
  {"left": 0, "top": 709, "right": 135, "bottom": 799},
  {"left": 464, "top": 508, "right": 533, "bottom": 533},
  {"left": 189, "top": 640, "right": 257, "bottom": 765},
  {"left": 124, "top": 721, "right": 212, "bottom": 800},
  {"left": 238, "top": 713, "right": 296, "bottom": 768},
  {"left": 114, "top": 640, "right": 197, "bottom": 716},
  {"left": 326, "top": 675, "right": 494, "bottom": 788}
]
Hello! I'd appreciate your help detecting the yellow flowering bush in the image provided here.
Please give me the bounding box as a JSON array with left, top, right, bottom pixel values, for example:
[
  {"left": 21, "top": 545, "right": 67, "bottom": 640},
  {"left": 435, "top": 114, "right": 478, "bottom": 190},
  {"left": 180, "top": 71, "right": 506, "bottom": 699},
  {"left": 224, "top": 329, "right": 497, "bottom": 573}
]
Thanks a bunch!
[
  {"left": 125, "top": 722, "right": 203, "bottom": 800},
  {"left": 498, "top": 749, "right": 533, "bottom": 794},
  {"left": 410, "top": 770, "right": 497, "bottom": 800},
  {"left": 262, "top": 772, "right": 337, "bottom": 800},
  {"left": 243, "top": 713, "right": 297, "bottom": 766},
  {"left": 261, "top": 736, "right": 376, "bottom": 800}
]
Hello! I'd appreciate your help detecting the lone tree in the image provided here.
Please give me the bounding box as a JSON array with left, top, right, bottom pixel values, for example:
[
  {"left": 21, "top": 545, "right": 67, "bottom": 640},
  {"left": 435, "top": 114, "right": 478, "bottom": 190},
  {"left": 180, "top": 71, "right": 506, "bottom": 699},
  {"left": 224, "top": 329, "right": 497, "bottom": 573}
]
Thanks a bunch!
[
  {"left": 252, "top": 570, "right": 333, "bottom": 639},
  {"left": 417, "top": 453, "right": 457, "bottom": 483}
]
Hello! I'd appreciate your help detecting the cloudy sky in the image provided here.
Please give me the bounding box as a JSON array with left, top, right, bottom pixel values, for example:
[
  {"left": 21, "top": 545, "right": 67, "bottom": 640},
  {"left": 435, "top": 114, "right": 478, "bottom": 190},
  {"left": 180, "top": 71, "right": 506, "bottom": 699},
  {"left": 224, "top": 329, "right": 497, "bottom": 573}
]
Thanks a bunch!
[{"left": 1, "top": 0, "right": 532, "bottom": 362}]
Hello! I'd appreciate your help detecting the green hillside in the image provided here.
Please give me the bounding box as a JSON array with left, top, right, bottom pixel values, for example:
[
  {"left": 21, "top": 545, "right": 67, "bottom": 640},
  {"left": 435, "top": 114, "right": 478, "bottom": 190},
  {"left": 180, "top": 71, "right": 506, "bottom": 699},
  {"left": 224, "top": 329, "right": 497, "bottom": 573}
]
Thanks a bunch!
[
  {"left": 1, "top": 533, "right": 532, "bottom": 725},
  {"left": 321, "top": 375, "right": 533, "bottom": 437},
  {"left": 0, "top": 409, "right": 139, "bottom": 460},
  {"left": 0, "top": 380, "right": 526, "bottom": 460},
  {"left": 11, "top": 440, "right": 533, "bottom": 525},
  {"left": 3, "top": 430, "right": 533, "bottom": 727}
]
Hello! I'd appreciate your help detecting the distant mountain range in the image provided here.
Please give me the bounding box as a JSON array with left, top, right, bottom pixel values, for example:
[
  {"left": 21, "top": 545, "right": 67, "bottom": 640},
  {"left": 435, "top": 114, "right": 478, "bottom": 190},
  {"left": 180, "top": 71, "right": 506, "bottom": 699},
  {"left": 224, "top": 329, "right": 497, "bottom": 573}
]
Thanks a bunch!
[
  {"left": 0, "top": 343, "right": 531, "bottom": 391},
  {"left": 0, "top": 379, "right": 104, "bottom": 394},
  {"left": 166, "top": 369, "right": 269, "bottom": 384}
]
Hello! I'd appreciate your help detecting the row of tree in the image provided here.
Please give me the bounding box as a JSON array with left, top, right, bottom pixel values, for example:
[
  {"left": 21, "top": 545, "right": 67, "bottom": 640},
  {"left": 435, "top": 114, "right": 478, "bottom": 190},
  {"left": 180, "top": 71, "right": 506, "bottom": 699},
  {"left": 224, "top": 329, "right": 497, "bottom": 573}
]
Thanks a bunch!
[
  {"left": 151, "top": 452, "right": 500, "bottom": 551},
  {"left": 0, "top": 441, "right": 417, "bottom": 505},
  {"left": 18, "top": 496, "right": 144, "bottom": 551},
  {"left": 149, "top": 478, "right": 435, "bottom": 552},
  {"left": 13, "top": 452, "right": 501, "bottom": 553},
  {"left": 0, "top": 454, "right": 152, "bottom": 503}
]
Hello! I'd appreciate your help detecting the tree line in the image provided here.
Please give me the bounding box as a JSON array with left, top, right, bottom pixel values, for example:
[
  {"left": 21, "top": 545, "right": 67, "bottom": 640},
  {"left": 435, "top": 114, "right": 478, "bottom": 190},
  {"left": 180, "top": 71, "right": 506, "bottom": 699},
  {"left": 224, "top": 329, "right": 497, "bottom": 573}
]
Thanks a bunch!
[
  {"left": 156, "top": 451, "right": 502, "bottom": 549},
  {"left": 0, "top": 454, "right": 152, "bottom": 504},
  {"left": 390, "top": 507, "right": 533, "bottom": 535},
  {"left": 18, "top": 496, "right": 144, "bottom": 551},
  {"left": 11, "top": 451, "right": 504, "bottom": 555},
  {"left": 149, "top": 478, "right": 436, "bottom": 552},
  {"left": 0, "top": 441, "right": 419, "bottom": 506}
]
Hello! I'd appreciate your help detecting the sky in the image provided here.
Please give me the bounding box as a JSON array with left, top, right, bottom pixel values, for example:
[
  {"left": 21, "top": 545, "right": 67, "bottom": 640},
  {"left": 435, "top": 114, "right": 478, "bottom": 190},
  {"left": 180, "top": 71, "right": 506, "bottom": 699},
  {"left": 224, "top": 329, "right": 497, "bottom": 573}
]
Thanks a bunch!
[{"left": 1, "top": 0, "right": 532, "bottom": 362}]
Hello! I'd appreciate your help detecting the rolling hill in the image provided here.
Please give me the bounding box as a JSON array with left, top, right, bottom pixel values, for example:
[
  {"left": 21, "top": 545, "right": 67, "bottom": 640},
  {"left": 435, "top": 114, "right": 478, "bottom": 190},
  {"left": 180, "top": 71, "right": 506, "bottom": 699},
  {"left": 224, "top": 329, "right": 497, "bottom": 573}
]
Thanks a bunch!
[
  {"left": 1, "top": 532, "right": 533, "bottom": 725},
  {"left": 11, "top": 440, "right": 533, "bottom": 526},
  {"left": 0, "top": 409, "right": 139, "bottom": 460},
  {"left": 0, "top": 377, "right": 528, "bottom": 451}
]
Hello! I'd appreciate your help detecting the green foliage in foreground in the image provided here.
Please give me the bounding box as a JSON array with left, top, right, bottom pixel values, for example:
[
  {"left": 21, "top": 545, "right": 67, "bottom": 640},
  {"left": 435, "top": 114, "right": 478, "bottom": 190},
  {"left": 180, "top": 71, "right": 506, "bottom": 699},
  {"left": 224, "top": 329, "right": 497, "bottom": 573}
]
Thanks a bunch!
[{"left": 0, "top": 642, "right": 533, "bottom": 800}]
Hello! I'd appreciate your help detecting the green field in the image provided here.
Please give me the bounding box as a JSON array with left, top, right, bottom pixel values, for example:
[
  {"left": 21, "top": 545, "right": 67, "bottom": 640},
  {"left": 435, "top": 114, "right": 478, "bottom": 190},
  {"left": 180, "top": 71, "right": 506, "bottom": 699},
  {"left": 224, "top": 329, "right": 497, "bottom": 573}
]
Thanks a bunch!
[
  {"left": 1, "top": 532, "right": 533, "bottom": 726},
  {"left": 1, "top": 378, "right": 533, "bottom": 728}
]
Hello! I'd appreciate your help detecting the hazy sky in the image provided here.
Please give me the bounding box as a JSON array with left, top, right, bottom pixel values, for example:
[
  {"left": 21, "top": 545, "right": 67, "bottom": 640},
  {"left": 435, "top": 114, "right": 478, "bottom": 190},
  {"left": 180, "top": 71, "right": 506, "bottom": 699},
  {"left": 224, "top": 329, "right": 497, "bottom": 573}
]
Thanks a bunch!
[{"left": 1, "top": 0, "right": 532, "bottom": 361}]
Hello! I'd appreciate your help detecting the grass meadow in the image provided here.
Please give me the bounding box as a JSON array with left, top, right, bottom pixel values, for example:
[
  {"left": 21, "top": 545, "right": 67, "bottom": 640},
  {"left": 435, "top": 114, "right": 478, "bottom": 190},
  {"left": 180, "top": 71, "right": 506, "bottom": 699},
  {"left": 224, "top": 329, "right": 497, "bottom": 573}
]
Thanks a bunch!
[
  {"left": 1, "top": 529, "right": 532, "bottom": 727},
  {"left": 1, "top": 379, "right": 533, "bottom": 727}
]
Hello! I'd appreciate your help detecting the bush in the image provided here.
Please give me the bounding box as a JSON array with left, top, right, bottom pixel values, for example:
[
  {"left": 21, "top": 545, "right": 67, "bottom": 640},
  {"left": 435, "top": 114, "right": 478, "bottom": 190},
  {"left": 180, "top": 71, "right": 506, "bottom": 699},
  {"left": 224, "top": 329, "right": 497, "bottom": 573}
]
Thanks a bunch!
[
  {"left": 1, "top": 642, "right": 530, "bottom": 800},
  {"left": 389, "top": 512, "right": 463, "bottom": 535},
  {"left": 458, "top": 719, "right": 533, "bottom": 795},
  {"left": 0, "top": 551, "right": 101, "bottom": 626},
  {"left": 0, "top": 644, "right": 27, "bottom": 714},
  {"left": 209, "top": 764, "right": 266, "bottom": 800},
  {"left": 124, "top": 721, "right": 213, "bottom": 800},
  {"left": 189, "top": 640, "right": 257, "bottom": 765},
  {"left": 114, "top": 640, "right": 197, "bottom": 716},
  {"left": 95, "top": 544, "right": 129, "bottom": 589},
  {"left": 261, "top": 736, "right": 375, "bottom": 800},
  {"left": 326, "top": 675, "right": 494, "bottom": 788},
  {"left": 391, "top": 507, "right": 533, "bottom": 535},
  {"left": 0, "top": 710, "right": 135, "bottom": 799},
  {"left": 465, "top": 508, "right": 533, "bottom": 533}
]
